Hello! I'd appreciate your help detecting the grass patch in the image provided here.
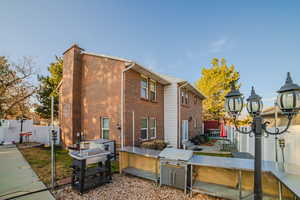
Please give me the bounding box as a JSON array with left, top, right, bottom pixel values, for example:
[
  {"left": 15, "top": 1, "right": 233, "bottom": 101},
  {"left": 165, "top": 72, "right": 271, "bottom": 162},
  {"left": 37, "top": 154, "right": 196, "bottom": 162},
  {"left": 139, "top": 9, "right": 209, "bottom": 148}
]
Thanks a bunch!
[
  {"left": 19, "top": 146, "right": 120, "bottom": 185},
  {"left": 19, "top": 146, "right": 72, "bottom": 185},
  {"left": 111, "top": 160, "right": 119, "bottom": 173},
  {"left": 194, "top": 152, "right": 232, "bottom": 157}
]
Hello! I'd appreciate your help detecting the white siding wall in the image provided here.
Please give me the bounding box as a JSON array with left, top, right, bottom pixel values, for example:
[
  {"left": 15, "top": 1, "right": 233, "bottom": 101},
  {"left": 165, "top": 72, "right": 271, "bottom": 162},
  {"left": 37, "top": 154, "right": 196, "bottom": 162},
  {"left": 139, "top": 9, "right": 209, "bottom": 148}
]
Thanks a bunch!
[{"left": 164, "top": 83, "right": 178, "bottom": 147}]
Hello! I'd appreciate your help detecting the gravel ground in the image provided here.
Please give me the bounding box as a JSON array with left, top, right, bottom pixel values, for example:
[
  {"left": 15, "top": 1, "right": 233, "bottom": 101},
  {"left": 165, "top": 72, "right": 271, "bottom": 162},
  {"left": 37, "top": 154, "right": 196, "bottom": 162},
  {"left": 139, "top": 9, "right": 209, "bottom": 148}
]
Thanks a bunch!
[{"left": 55, "top": 174, "right": 224, "bottom": 200}]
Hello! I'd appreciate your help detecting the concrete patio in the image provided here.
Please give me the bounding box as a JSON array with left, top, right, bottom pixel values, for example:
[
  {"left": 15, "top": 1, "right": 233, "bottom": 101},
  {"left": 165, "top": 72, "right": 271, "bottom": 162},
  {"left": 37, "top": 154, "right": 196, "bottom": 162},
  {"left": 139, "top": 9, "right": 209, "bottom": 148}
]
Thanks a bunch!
[{"left": 0, "top": 145, "right": 54, "bottom": 200}]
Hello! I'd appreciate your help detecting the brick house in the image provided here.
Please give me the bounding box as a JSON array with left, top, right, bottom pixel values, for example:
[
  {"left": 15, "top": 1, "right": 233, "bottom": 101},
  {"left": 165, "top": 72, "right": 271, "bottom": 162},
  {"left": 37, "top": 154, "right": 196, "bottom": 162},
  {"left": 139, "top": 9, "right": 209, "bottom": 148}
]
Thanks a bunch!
[{"left": 59, "top": 44, "right": 205, "bottom": 149}]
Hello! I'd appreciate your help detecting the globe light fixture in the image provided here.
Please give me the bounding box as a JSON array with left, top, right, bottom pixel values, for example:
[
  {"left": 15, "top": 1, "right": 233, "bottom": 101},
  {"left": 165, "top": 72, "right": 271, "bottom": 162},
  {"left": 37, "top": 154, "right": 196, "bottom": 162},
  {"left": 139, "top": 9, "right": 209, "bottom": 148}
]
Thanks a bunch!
[
  {"left": 225, "top": 82, "right": 243, "bottom": 117},
  {"left": 246, "top": 87, "right": 263, "bottom": 116},
  {"left": 277, "top": 72, "right": 300, "bottom": 114},
  {"left": 224, "top": 72, "right": 299, "bottom": 200}
]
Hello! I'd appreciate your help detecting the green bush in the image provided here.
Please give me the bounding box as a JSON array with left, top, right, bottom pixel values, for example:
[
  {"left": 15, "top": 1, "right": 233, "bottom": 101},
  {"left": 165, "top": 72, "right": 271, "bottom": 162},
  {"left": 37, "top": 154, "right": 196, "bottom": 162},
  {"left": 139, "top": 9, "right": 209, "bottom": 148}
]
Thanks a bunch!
[{"left": 140, "top": 139, "right": 167, "bottom": 150}]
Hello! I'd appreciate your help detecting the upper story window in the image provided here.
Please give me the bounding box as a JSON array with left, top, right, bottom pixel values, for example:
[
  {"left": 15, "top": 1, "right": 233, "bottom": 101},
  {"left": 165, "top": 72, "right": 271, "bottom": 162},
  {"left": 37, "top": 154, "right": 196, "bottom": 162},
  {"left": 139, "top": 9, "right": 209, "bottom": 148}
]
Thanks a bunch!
[
  {"left": 181, "top": 89, "right": 189, "bottom": 105},
  {"left": 185, "top": 92, "right": 189, "bottom": 104},
  {"left": 181, "top": 90, "right": 185, "bottom": 104},
  {"left": 141, "top": 76, "right": 148, "bottom": 99},
  {"left": 194, "top": 95, "right": 198, "bottom": 104},
  {"left": 150, "top": 80, "right": 156, "bottom": 101}
]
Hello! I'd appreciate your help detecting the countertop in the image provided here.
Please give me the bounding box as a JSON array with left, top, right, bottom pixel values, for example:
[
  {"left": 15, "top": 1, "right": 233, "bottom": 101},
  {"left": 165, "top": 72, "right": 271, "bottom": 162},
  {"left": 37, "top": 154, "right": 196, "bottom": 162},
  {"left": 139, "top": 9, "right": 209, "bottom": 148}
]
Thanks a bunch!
[
  {"left": 120, "top": 146, "right": 161, "bottom": 158},
  {"left": 189, "top": 155, "right": 300, "bottom": 197}
]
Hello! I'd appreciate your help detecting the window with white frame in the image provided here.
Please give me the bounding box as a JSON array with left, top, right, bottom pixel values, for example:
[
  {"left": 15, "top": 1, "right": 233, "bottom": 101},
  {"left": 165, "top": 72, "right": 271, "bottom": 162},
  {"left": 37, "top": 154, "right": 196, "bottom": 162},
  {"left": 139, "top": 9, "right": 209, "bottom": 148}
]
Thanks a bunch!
[
  {"left": 140, "top": 118, "right": 148, "bottom": 140},
  {"left": 181, "top": 90, "right": 185, "bottom": 104},
  {"left": 141, "top": 76, "right": 148, "bottom": 99},
  {"left": 149, "top": 80, "right": 156, "bottom": 101},
  {"left": 149, "top": 118, "right": 156, "bottom": 138},
  {"left": 194, "top": 119, "right": 197, "bottom": 128},
  {"left": 102, "top": 117, "right": 109, "bottom": 139},
  {"left": 185, "top": 91, "right": 189, "bottom": 104}
]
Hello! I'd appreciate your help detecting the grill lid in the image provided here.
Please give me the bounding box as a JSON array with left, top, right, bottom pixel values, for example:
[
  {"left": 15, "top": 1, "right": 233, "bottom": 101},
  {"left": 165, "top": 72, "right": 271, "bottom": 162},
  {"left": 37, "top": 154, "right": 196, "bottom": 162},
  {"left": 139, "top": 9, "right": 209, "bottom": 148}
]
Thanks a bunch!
[
  {"left": 69, "top": 148, "right": 110, "bottom": 160},
  {"left": 159, "top": 148, "right": 193, "bottom": 161}
]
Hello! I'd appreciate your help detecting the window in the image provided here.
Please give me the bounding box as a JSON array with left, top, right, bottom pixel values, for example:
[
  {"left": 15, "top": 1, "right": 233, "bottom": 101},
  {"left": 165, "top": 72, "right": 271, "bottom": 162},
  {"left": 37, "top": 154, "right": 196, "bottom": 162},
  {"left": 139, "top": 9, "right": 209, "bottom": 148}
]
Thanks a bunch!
[
  {"left": 141, "top": 77, "right": 148, "bottom": 99},
  {"left": 149, "top": 118, "right": 156, "bottom": 138},
  {"left": 150, "top": 80, "right": 156, "bottom": 101},
  {"left": 102, "top": 118, "right": 109, "bottom": 139},
  {"left": 194, "top": 95, "right": 197, "bottom": 104},
  {"left": 181, "top": 90, "right": 185, "bottom": 104},
  {"left": 141, "top": 118, "right": 148, "bottom": 140},
  {"left": 181, "top": 89, "right": 189, "bottom": 105},
  {"left": 194, "top": 119, "right": 197, "bottom": 128},
  {"left": 185, "top": 91, "right": 189, "bottom": 104}
]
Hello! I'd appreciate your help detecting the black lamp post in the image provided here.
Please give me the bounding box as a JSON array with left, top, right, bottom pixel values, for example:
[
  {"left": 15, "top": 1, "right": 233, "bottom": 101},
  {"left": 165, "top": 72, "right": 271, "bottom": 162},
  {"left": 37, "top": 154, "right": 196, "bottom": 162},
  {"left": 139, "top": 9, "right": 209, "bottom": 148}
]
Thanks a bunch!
[{"left": 225, "top": 72, "right": 300, "bottom": 200}]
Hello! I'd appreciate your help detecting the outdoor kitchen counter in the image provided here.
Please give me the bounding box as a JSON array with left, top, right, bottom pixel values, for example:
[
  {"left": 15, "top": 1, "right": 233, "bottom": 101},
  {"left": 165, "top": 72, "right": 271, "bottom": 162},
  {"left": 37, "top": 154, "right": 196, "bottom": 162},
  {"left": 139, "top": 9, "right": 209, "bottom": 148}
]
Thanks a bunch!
[
  {"left": 119, "top": 146, "right": 161, "bottom": 182},
  {"left": 189, "top": 155, "right": 300, "bottom": 198},
  {"left": 119, "top": 146, "right": 161, "bottom": 158}
]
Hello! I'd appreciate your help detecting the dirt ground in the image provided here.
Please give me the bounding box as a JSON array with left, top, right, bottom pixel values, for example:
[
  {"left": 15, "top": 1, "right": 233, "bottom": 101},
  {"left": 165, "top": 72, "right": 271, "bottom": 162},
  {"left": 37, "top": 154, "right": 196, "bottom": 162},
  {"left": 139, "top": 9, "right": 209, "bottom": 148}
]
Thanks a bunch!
[{"left": 55, "top": 174, "right": 224, "bottom": 200}]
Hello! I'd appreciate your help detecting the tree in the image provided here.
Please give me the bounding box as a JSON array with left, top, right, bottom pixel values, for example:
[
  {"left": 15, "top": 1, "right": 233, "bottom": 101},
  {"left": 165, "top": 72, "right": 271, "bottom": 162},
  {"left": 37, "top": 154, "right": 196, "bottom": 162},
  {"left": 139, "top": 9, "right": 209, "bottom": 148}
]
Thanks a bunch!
[
  {"left": 195, "top": 58, "right": 240, "bottom": 121},
  {"left": 0, "top": 56, "right": 36, "bottom": 119},
  {"left": 35, "top": 56, "right": 63, "bottom": 119}
]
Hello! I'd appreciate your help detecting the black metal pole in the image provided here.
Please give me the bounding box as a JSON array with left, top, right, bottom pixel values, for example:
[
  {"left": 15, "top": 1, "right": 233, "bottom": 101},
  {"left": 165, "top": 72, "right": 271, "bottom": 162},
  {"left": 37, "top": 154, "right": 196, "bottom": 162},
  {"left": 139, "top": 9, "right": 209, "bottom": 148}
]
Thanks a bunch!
[
  {"left": 19, "top": 118, "right": 24, "bottom": 143},
  {"left": 253, "top": 116, "right": 263, "bottom": 200}
]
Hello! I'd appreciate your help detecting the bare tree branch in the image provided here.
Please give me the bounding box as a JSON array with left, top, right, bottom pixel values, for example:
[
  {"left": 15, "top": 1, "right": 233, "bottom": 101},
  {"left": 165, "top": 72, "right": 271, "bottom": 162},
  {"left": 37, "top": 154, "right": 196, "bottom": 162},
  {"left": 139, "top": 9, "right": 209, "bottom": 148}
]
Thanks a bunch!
[{"left": 0, "top": 56, "right": 37, "bottom": 119}]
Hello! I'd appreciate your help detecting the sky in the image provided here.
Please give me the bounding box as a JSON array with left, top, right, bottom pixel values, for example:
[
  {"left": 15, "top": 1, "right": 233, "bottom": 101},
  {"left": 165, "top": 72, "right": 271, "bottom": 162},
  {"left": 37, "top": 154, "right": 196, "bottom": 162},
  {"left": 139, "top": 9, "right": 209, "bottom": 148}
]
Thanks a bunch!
[{"left": 1, "top": 0, "right": 300, "bottom": 107}]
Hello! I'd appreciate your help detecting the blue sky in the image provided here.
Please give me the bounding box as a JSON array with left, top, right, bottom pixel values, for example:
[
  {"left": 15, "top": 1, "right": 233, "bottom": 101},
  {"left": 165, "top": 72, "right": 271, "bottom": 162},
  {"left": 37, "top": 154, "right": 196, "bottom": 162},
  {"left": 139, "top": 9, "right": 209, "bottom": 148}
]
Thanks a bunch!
[{"left": 1, "top": 0, "right": 300, "bottom": 107}]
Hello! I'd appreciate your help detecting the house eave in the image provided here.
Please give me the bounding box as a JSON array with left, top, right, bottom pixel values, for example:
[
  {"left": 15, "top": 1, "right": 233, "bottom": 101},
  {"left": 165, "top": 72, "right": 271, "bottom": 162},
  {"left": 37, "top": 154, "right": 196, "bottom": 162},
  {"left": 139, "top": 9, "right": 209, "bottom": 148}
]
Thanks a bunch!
[{"left": 129, "top": 63, "right": 171, "bottom": 85}]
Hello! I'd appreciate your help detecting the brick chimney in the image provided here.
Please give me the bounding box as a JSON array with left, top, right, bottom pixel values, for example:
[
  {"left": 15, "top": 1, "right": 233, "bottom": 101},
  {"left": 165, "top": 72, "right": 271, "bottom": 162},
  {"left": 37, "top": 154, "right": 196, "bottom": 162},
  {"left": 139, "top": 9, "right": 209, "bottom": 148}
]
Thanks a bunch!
[{"left": 61, "top": 44, "right": 84, "bottom": 147}]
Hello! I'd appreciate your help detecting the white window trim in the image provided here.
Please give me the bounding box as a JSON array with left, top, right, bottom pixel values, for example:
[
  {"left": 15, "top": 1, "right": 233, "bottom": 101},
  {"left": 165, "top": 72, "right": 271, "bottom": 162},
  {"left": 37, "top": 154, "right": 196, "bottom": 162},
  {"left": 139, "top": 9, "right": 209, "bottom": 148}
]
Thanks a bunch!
[
  {"left": 140, "top": 117, "right": 148, "bottom": 140},
  {"left": 181, "top": 90, "right": 185, "bottom": 104},
  {"left": 101, "top": 117, "right": 110, "bottom": 139},
  {"left": 141, "top": 75, "right": 148, "bottom": 99},
  {"left": 185, "top": 92, "right": 189, "bottom": 104},
  {"left": 150, "top": 80, "right": 157, "bottom": 101},
  {"left": 150, "top": 118, "right": 156, "bottom": 139},
  {"left": 194, "top": 95, "right": 197, "bottom": 104}
]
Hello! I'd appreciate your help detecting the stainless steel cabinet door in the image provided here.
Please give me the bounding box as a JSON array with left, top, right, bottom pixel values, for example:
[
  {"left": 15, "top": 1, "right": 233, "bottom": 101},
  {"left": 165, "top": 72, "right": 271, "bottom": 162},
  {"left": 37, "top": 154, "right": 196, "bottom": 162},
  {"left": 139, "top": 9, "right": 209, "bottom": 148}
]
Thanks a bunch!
[
  {"left": 161, "top": 165, "right": 173, "bottom": 186},
  {"left": 173, "top": 167, "right": 186, "bottom": 189}
]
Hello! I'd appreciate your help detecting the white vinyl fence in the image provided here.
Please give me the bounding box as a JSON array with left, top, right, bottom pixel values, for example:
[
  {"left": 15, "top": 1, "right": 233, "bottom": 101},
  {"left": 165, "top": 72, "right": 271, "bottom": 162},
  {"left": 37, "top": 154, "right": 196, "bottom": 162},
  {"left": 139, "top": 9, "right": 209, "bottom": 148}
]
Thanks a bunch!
[
  {"left": 0, "top": 120, "right": 60, "bottom": 145},
  {"left": 225, "top": 125, "right": 300, "bottom": 166}
]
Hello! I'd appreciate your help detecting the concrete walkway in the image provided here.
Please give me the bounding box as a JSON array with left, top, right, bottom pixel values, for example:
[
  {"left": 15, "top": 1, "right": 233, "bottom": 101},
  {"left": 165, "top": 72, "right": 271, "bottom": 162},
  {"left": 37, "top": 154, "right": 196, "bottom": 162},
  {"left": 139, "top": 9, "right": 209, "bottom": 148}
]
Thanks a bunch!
[{"left": 0, "top": 145, "right": 55, "bottom": 200}]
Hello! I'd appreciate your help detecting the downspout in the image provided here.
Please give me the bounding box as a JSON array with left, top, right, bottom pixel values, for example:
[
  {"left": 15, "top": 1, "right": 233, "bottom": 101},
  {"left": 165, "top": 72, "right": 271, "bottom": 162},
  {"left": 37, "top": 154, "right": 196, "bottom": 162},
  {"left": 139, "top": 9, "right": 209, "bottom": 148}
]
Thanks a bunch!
[
  {"left": 121, "top": 62, "right": 135, "bottom": 149},
  {"left": 132, "top": 111, "right": 135, "bottom": 147},
  {"left": 178, "top": 82, "right": 188, "bottom": 148}
]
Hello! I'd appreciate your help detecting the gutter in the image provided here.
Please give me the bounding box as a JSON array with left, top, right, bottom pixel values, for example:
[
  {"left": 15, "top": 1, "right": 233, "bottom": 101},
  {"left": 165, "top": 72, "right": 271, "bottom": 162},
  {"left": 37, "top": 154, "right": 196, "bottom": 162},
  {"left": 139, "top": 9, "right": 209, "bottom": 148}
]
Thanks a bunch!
[
  {"left": 178, "top": 82, "right": 188, "bottom": 148},
  {"left": 121, "top": 62, "right": 135, "bottom": 149}
]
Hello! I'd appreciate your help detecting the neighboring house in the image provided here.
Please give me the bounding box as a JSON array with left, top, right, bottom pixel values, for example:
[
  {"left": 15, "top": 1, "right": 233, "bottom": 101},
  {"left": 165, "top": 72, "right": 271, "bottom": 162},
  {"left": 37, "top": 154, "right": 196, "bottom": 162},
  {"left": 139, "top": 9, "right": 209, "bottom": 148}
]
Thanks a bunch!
[
  {"left": 261, "top": 106, "right": 300, "bottom": 127},
  {"left": 58, "top": 44, "right": 205, "bottom": 148}
]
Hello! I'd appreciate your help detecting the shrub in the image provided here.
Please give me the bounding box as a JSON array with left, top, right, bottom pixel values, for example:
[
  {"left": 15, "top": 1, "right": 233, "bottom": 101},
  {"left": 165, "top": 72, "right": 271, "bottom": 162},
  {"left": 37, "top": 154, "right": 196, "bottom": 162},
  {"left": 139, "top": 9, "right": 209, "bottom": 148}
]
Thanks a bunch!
[
  {"left": 140, "top": 139, "right": 167, "bottom": 150},
  {"left": 191, "top": 134, "right": 208, "bottom": 145}
]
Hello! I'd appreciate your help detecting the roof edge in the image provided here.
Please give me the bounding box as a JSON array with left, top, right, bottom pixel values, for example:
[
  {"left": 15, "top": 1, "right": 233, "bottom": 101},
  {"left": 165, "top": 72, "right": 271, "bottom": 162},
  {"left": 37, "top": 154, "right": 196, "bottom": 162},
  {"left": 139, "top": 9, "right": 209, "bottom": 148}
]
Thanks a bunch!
[
  {"left": 63, "top": 44, "right": 85, "bottom": 55},
  {"left": 82, "top": 52, "right": 132, "bottom": 63}
]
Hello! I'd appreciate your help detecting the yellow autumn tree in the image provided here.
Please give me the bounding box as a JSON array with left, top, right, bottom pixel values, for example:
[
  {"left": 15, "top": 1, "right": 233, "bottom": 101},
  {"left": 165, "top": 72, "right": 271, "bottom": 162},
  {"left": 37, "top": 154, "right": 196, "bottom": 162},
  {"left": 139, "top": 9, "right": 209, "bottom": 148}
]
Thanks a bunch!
[{"left": 196, "top": 58, "right": 240, "bottom": 121}]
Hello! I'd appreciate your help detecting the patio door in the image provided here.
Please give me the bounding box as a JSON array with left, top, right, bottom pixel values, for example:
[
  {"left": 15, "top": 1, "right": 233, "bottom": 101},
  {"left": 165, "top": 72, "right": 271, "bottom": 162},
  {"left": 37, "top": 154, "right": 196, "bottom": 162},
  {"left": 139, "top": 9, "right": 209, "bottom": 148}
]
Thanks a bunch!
[{"left": 181, "top": 120, "right": 189, "bottom": 143}]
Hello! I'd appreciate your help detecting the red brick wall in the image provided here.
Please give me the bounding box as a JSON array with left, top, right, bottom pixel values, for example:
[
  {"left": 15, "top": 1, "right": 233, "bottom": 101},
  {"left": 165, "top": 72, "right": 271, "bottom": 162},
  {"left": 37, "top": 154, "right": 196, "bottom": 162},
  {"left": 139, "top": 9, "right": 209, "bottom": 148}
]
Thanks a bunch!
[
  {"left": 124, "top": 69, "right": 165, "bottom": 146},
  {"left": 80, "top": 54, "right": 126, "bottom": 145},
  {"left": 60, "top": 46, "right": 127, "bottom": 147},
  {"left": 180, "top": 88, "right": 203, "bottom": 141},
  {"left": 60, "top": 45, "right": 82, "bottom": 147}
]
